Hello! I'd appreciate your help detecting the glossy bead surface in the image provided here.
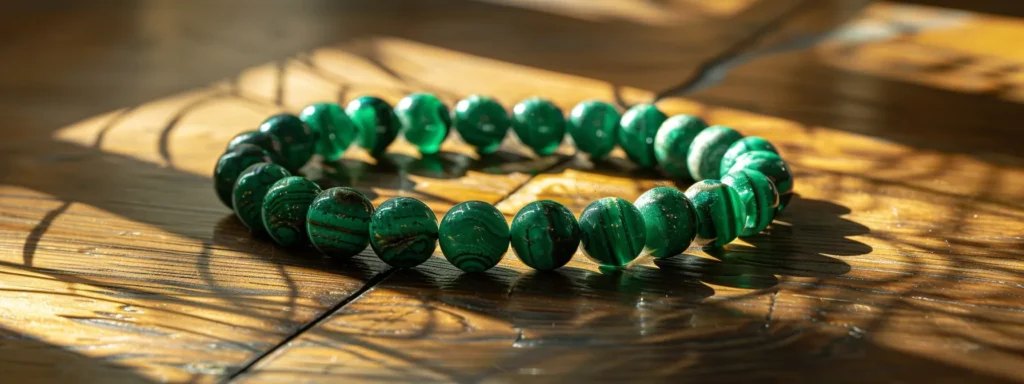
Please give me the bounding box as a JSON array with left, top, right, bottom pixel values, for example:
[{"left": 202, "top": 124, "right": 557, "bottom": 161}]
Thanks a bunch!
[
  {"left": 369, "top": 197, "right": 439, "bottom": 268},
  {"left": 232, "top": 162, "right": 291, "bottom": 233},
  {"left": 654, "top": 115, "right": 707, "bottom": 180},
  {"left": 634, "top": 186, "right": 697, "bottom": 258},
  {"left": 214, "top": 144, "right": 272, "bottom": 208},
  {"left": 687, "top": 125, "right": 743, "bottom": 181},
  {"left": 617, "top": 104, "right": 667, "bottom": 168},
  {"left": 453, "top": 95, "right": 510, "bottom": 154},
  {"left": 396, "top": 93, "right": 451, "bottom": 155},
  {"left": 226, "top": 130, "right": 284, "bottom": 164},
  {"left": 306, "top": 187, "right": 374, "bottom": 257},
  {"left": 722, "top": 169, "right": 779, "bottom": 236},
  {"left": 300, "top": 103, "right": 358, "bottom": 162},
  {"left": 685, "top": 180, "right": 744, "bottom": 248},
  {"left": 578, "top": 197, "right": 646, "bottom": 267},
  {"left": 438, "top": 201, "right": 509, "bottom": 272},
  {"left": 509, "top": 200, "right": 580, "bottom": 271},
  {"left": 346, "top": 96, "right": 401, "bottom": 156},
  {"left": 261, "top": 176, "right": 322, "bottom": 247},
  {"left": 511, "top": 98, "right": 565, "bottom": 156},
  {"left": 726, "top": 150, "right": 794, "bottom": 213},
  {"left": 720, "top": 136, "right": 778, "bottom": 176},
  {"left": 566, "top": 100, "right": 619, "bottom": 159},
  {"left": 258, "top": 114, "right": 317, "bottom": 172}
]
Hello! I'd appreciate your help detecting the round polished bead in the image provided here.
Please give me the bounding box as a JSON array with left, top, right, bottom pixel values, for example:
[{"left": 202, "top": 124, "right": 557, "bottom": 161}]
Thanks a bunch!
[
  {"left": 720, "top": 136, "right": 778, "bottom": 176},
  {"left": 226, "top": 130, "right": 284, "bottom": 164},
  {"left": 453, "top": 95, "right": 511, "bottom": 154},
  {"left": 578, "top": 197, "right": 646, "bottom": 267},
  {"left": 685, "top": 180, "right": 744, "bottom": 248},
  {"left": 617, "top": 104, "right": 667, "bottom": 168},
  {"left": 634, "top": 186, "right": 697, "bottom": 258},
  {"left": 299, "top": 102, "right": 358, "bottom": 162},
  {"left": 687, "top": 125, "right": 743, "bottom": 181},
  {"left": 395, "top": 93, "right": 451, "bottom": 155},
  {"left": 511, "top": 98, "right": 566, "bottom": 156},
  {"left": 566, "top": 100, "right": 620, "bottom": 159},
  {"left": 722, "top": 169, "right": 779, "bottom": 236},
  {"left": 509, "top": 200, "right": 580, "bottom": 271},
  {"left": 232, "top": 162, "right": 291, "bottom": 233},
  {"left": 214, "top": 144, "right": 272, "bottom": 208},
  {"left": 726, "top": 150, "right": 794, "bottom": 213},
  {"left": 438, "top": 201, "right": 510, "bottom": 273},
  {"left": 261, "top": 176, "right": 323, "bottom": 247},
  {"left": 369, "top": 197, "right": 439, "bottom": 268},
  {"left": 653, "top": 115, "right": 707, "bottom": 180},
  {"left": 346, "top": 96, "right": 401, "bottom": 157},
  {"left": 306, "top": 187, "right": 374, "bottom": 257},
  {"left": 258, "top": 114, "right": 317, "bottom": 173}
]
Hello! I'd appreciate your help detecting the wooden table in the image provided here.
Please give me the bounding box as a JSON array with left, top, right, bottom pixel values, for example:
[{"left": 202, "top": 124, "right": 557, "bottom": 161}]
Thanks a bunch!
[{"left": 1, "top": 1, "right": 1022, "bottom": 382}]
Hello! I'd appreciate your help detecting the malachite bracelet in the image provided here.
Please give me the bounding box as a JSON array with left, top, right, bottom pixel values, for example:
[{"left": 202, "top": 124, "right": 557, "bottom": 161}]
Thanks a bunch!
[{"left": 215, "top": 94, "right": 795, "bottom": 272}]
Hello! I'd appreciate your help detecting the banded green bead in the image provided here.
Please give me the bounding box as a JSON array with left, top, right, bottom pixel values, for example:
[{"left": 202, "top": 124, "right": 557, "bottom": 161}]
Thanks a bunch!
[
  {"left": 634, "top": 186, "right": 697, "bottom": 258},
  {"left": 396, "top": 93, "right": 451, "bottom": 155},
  {"left": 306, "top": 187, "right": 374, "bottom": 258},
  {"left": 653, "top": 115, "right": 707, "bottom": 180},
  {"left": 685, "top": 180, "right": 744, "bottom": 248},
  {"left": 511, "top": 97, "right": 565, "bottom": 156},
  {"left": 453, "top": 95, "right": 511, "bottom": 155},
  {"left": 258, "top": 114, "right": 317, "bottom": 173},
  {"left": 345, "top": 96, "right": 401, "bottom": 157},
  {"left": 687, "top": 125, "right": 743, "bottom": 181},
  {"left": 226, "top": 130, "right": 284, "bottom": 164},
  {"left": 617, "top": 104, "right": 667, "bottom": 168},
  {"left": 438, "top": 201, "right": 510, "bottom": 273},
  {"left": 232, "top": 162, "right": 291, "bottom": 233},
  {"left": 509, "top": 200, "right": 580, "bottom": 271},
  {"left": 214, "top": 144, "right": 272, "bottom": 208},
  {"left": 299, "top": 102, "right": 358, "bottom": 162},
  {"left": 566, "top": 100, "right": 619, "bottom": 159},
  {"left": 722, "top": 169, "right": 779, "bottom": 236},
  {"left": 720, "top": 136, "right": 778, "bottom": 176},
  {"left": 261, "top": 176, "right": 322, "bottom": 247},
  {"left": 726, "top": 150, "right": 794, "bottom": 213},
  {"left": 369, "top": 197, "right": 439, "bottom": 268},
  {"left": 578, "top": 197, "right": 646, "bottom": 267}
]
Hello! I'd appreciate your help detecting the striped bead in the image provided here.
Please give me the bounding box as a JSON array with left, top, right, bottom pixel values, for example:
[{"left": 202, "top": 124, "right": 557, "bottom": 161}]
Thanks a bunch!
[
  {"left": 261, "top": 176, "right": 322, "bottom": 247},
  {"left": 634, "top": 186, "right": 697, "bottom": 258},
  {"left": 453, "top": 95, "right": 510, "bottom": 155},
  {"left": 214, "top": 144, "right": 272, "bottom": 208},
  {"left": 509, "top": 200, "right": 580, "bottom": 271},
  {"left": 685, "top": 180, "right": 744, "bottom": 248},
  {"left": 511, "top": 97, "right": 565, "bottom": 156},
  {"left": 578, "top": 197, "right": 646, "bottom": 267},
  {"left": 300, "top": 102, "right": 358, "bottom": 162},
  {"left": 566, "top": 100, "right": 619, "bottom": 159},
  {"left": 617, "top": 104, "right": 667, "bottom": 168},
  {"left": 232, "top": 162, "right": 291, "bottom": 233},
  {"left": 396, "top": 93, "right": 451, "bottom": 155},
  {"left": 306, "top": 187, "right": 375, "bottom": 258},
  {"left": 726, "top": 150, "right": 794, "bottom": 213},
  {"left": 346, "top": 96, "right": 400, "bottom": 157},
  {"left": 720, "top": 136, "right": 778, "bottom": 176},
  {"left": 687, "top": 125, "right": 743, "bottom": 180},
  {"left": 369, "top": 197, "right": 439, "bottom": 268},
  {"left": 654, "top": 115, "right": 707, "bottom": 180},
  {"left": 722, "top": 169, "right": 779, "bottom": 236},
  {"left": 439, "top": 201, "right": 510, "bottom": 272}
]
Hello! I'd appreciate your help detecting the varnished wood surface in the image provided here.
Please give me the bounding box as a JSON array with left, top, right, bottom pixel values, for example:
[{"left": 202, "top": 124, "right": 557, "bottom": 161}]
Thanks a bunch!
[{"left": 0, "top": 1, "right": 1022, "bottom": 383}]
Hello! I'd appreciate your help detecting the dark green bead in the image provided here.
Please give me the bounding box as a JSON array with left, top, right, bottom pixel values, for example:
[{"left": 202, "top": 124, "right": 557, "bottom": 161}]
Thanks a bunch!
[
  {"left": 685, "top": 180, "right": 744, "bottom": 248},
  {"left": 226, "top": 130, "right": 284, "bottom": 165},
  {"left": 369, "top": 197, "right": 439, "bottom": 268},
  {"left": 258, "top": 114, "right": 316, "bottom": 173},
  {"left": 726, "top": 150, "right": 794, "bottom": 213},
  {"left": 509, "top": 200, "right": 580, "bottom": 271},
  {"left": 214, "top": 144, "right": 272, "bottom": 208},
  {"left": 654, "top": 115, "right": 707, "bottom": 180},
  {"left": 300, "top": 103, "right": 358, "bottom": 162},
  {"left": 617, "top": 104, "right": 667, "bottom": 168},
  {"left": 261, "top": 176, "right": 322, "bottom": 247},
  {"left": 306, "top": 187, "right": 374, "bottom": 257},
  {"left": 511, "top": 98, "right": 565, "bottom": 156},
  {"left": 720, "top": 136, "right": 778, "bottom": 177},
  {"left": 232, "top": 162, "right": 291, "bottom": 233},
  {"left": 566, "top": 100, "right": 619, "bottom": 159},
  {"left": 453, "top": 95, "right": 510, "bottom": 155},
  {"left": 345, "top": 96, "right": 400, "bottom": 157},
  {"left": 722, "top": 169, "right": 779, "bottom": 236},
  {"left": 396, "top": 93, "right": 451, "bottom": 155},
  {"left": 578, "top": 197, "right": 646, "bottom": 267},
  {"left": 634, "top": 186, "right": 697, "bottom": 258},
  {"left": 687, "top": 125, "right": 743, "bottom": 181},
  {"left": 438, "top": 201, "right": 509, "bottom": 273}
]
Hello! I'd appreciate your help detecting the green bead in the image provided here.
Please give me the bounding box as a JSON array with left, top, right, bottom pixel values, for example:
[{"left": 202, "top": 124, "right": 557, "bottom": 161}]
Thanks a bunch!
[
  {"left": 396, "top": 93, "right": 451, "bottom": 155},
  {"left": 232, "top": 162, "right": 291, "bottom": 233},
  {"left": 258, "top": 114, "right": 317, "bottom": 173},
  {"left": 653, "top": 115, "right": 707, "bottom": 180},
  {"left": 214, "top": 144, "right": 272, "bottom": 208},
  {"left": 369, "top": 197, "right": 439, "bottom": 268},
  {"left": 306, "top": 187, "right": 374, "bottom": 257},
  {"left": 720, "top": 136, "right": 778, "bottom": 176},
  {"left": 345, "top": 96, "right": 400, "bottom": 157},
  {"left": 511, "top": 98, "right": 565, "bottom": 156},
  {"left": 687, "top": 125, "right": 743, "bottom": 181},
  {"left": 685, "top": 180, "right": 744, "bottom": 248},
  {"left": 261, "top": 176, "right": 322, "bottom": 247},
  {"left": 227, "top": 130, "right": 284, "bottom": 164},
  {"left": 566, "top": 100, "right": 619, "bottom": 159},
  {"left": 300, "top": 103, "right": 358, "bottom": 162},
  {"left": 509, "top": 200, "right": 580, "bottom": 271},
  {"left": 634, "top": 186, "right": 697, "bottom": 258},
  {"left": 453, "top": 95, "right": 511, "bottom": 155},
  {"left": 438, "top": 201, "right": 509, "bottom": 272},
  {"left": 578, "top": 197, "right": 646, "bottom": 267},
  {"left": 617, "top": 104, "right": 667, "bottom": 168},
  {"left": 722, "top": 169, "right": 779, "bottom": 236},
  {"left": 726, "top": 150, "right": 794, "bottom": 213}
]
